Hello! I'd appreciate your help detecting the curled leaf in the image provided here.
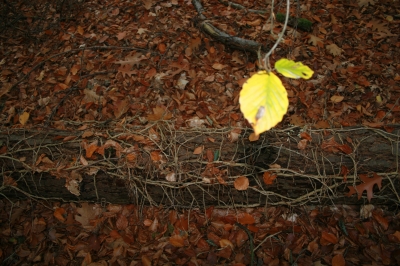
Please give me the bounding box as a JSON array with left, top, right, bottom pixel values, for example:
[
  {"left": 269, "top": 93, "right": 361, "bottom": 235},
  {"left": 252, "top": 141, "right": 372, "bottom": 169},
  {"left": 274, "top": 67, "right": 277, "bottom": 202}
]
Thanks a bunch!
[{"left": 275, "top": 59, "right": 314, "bottom": 79}]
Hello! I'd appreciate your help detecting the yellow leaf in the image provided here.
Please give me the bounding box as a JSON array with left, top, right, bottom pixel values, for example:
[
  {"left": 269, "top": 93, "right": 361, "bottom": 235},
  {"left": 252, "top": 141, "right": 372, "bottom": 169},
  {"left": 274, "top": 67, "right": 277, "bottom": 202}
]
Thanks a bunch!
[
  {"left": 275, "top": 59, "right": 314, "bottom": 79},
  {"left": 239, "top": 71, "right": 288, "bottom": 135},
  {"left": 19, "top": 112, "right": 30, "bottom": 125}
]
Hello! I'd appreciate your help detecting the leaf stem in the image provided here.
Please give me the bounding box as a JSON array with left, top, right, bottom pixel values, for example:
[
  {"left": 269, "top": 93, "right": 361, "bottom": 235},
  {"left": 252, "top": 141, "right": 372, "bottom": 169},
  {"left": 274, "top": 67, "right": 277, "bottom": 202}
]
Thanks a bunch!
[{"left": 263, "top": 0, "right": 290, "bottom": 70}]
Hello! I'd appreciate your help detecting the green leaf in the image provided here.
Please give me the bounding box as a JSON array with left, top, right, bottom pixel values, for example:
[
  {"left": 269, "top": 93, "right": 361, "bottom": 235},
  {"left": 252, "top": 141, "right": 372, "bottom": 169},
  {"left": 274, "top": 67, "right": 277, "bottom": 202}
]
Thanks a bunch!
[
  {"left": 275, "top": 58, "right": 314, "bottom": 79},
  {"left": 239, "top": 71, "right": 288, "bottom": 135}
]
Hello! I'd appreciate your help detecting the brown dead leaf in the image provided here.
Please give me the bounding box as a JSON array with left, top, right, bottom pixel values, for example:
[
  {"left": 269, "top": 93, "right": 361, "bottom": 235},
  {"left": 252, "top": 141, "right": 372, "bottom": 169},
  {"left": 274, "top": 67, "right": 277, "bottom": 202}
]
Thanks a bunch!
[
  {"left": 142, "top": 0, "right": 154, "bottom": 10},
  {"left": 113, "top": 99, "right": 130, "bottom": 119},
  {"left": 3, "top": 176, "right": 17, "bottom": 187},
  {"left": 53, "top": 207, "right": 66, "bottom": 222},
  {"left": 300, "top": 132, "right": 312, "bottom": 141},
  {"left": 82, "top": 131, "right": 94, "bottom": 138},
  {"left": 332, "top": 254, "right": 345, "bottom": 266},
  {"left": 147, "top": 106, "right": 172, "bottom": 121},
  {"left": 75, "top": 202, "right": 97, "bottom": 227},
  {"left": 234, "top": 176, "right": 249, "bottom": 191},
  {"left": 117, "top": 31, "right": 126, "bottom": 40},
  {"left": 263, "top": 171, "right": 277, "bottom": 185},
  {"left": 372, "top": 211, "right": 389, "bottom": 230},
  {"left": 193, "top": 146, "right": 204, "bottom": 155},
  {"left": 19, "top": 112, "right": 29, "bottom": 125},
  {"left": 320, "top": 231, "right": 338, "bottom": 245},
  {"left": 116, "top": 215, "right": 128, "bottom": 230},
  {"left": 326, "top": 43, "right": 342, "bottom": 56},
  {"left": 206, "top": 149, "right": 214, "bottom": 162},
  {"left": 331, "top": 95, "right": 344, "bottom": 103},
  {"left": 347, "top": 173, "right": 382, "bottom": 202},
  {"left": 142, "top": 255, "right": 152, "bottom": 266},
  {"left": 169, "top": 234, "right": 185, "bottom": 247},
  {"left": 65, "top": 170, "right": 83, "bottom": 196},
  {"left": 238, "top": 213, "right": 255, "bottom": 225},
  {"left": 219, "top": 239, "right": 234, "bottom": 249},
  {"left": 297, "top": 139, "right": 308, "bottom": 150},
  {"left": 341, "top": 165, "right": 349, "bottom": 182}
]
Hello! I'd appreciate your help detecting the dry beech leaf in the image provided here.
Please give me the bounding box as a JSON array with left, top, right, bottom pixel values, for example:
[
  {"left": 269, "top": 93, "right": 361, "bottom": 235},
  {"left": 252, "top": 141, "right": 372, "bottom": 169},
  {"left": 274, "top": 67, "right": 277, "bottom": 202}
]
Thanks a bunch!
[
  {"left": 219, "top": 239, "right": 234, "bottom": 249},
  {"left": 297, "top": 139, "right": 308, "bottom": 150},
  {"left": 332, "top": 254, "right": 345, "bottom": 266},
  {"left": 80, "top": 155, "right": 88, "bottom": 166},
  {"left": 300, "top": 132, "right": 312, "bottom": 141},
  {"left": 19, "top": 112, "right": 29, "bottom": 125},
  {"left": 82, "top": 131, "right": 94, "bottom": 138},
  {"left": 193, "top": 146, "right": 204, "bottom": 154},
  {"left": 320, "top": 231, "right": 338, "bottom": 245},
  {"left": 142, "top": 255, "right": 152, "bottom": 266},
  {"left": 53, "top": 207, "right": 66, "bottom": 222},
  {"left": 143, "top": 219, "right": 152, "bottom": 226},
  {"left": 116, "top": 215, "right": 128, "bottom": 230},
  {"left": 169, "top": 234, "right": 185, "bottom": 247},
  {"left": 117, "top": 31, "right": 126, "bottom": 40},
  {"left": 269, "top": 163, "right": 281, "bottom": 169},
  {"left": 331, "top": 95, "right": 344, "bottom": 103},
  {"left": 238, "top": 213, "right": 255, "bottom": 225},
  {"left": 372, "top": 211, "right": 389, "bottom": 230},
  {"left": 149, "top": 217, "right": 158, "bottom": 232},
  {"left": 234, "top": 176, "right": 249, "bottom": 191},
  {"left": 263, "top": 171, "right": 277, "bottom": 185}
]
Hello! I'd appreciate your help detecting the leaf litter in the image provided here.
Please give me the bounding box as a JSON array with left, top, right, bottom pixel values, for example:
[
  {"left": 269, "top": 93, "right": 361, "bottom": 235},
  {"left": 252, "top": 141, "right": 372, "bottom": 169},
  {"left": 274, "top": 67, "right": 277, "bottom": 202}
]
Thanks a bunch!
[{"left": 0, "top": 0, "right": 399, "bottom": 264}]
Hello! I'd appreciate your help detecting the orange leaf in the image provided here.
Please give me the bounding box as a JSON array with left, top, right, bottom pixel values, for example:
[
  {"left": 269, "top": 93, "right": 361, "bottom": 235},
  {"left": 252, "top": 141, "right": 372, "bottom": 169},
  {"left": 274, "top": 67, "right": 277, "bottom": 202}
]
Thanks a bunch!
[
  {"left": 169, "top": 234, "right": 185, "bottom": 247},
  {"left": 219, "top": 239, "right": 234, "bottom": 248},
  {"left": 247, "top": 224, "right": 259, "bottom": 233},
  {"left": 341, "top": 165, "right": 349, "bottom": 182},
  {"left": 53, "top": 207, "right": 66, "bottom": 222},
  {"left": 263, "top": 171, "right": 277, "bottom": 185},
  {"left": 158, "top": 43, "right": 166, "bottom": 53},
  {"left": 109, "top": 229, "right": 121, "bottom": 239},
  {"left": 193, "top": 146, "right": 204, "bottom": 155},
  {"left": 234, "top": 176, "right": 249, "bottom": 190},
  {"left": 19, "top": 112, "right": 29, "bottom": 125},
  {"left": 338, "top": 144, "right": 352, "bottom": 154},
  {"left": 126, "top": 153, "right": 136, "bottom": 162},
  {"left": 76, "top": 25, "right": 84, "bottom": 35},
  {"left": 300, "top": 132, "right": 312, "bottom": 141},
  {"left": 332, "top": 254, "right": 345, "bottom": 266},
  {"left": 147, "top": 106, "right": 172, "bottom": 121},
  {"left": 143, "top": 219, "right": 152, "bottom": 226},
  {"left": 85, "top": 140, "right": 99, "bottom": 158},
  {"left": 238, "top": 213, "right": 255, "bottom": 225},
  {"left": 346, "top": 173, "right": 382, "bottom": 202},
  {"left": 151, "top": 150, "right": 161, "bottom": 162},
  {"left": 320, "top": 231, "right": 338, "bottom": 245}
]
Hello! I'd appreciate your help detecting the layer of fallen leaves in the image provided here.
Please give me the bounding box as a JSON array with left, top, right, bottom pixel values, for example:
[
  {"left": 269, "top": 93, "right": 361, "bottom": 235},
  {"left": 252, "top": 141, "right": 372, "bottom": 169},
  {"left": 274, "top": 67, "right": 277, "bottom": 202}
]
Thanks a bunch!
[
  {"left": 0, "top": 0, "right": 399, "bottom": 131},
  {"left": 0, "top": 200, "right": 399, "bottom": 265}
]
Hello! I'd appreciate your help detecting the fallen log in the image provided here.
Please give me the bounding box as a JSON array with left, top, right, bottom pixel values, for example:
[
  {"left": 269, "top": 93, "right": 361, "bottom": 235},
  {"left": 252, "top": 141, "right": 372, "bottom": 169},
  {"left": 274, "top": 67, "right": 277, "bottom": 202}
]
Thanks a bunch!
[{"left": 0, "top": 123, "right": 399, "bottom": 208}]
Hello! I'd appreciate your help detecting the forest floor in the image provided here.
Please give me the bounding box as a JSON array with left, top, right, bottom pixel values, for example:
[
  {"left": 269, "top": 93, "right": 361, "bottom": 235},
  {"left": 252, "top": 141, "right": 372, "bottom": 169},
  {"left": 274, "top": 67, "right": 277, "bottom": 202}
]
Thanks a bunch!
[{"left": 0, "top": 0, "right": 400, "bottom": 265}]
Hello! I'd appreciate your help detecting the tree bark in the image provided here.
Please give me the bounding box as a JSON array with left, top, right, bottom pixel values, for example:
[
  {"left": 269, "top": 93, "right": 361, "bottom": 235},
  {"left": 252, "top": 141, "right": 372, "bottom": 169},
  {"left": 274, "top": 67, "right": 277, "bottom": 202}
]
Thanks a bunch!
[{"left": 0, "top": 124, "right": 399, "bottom": 208}]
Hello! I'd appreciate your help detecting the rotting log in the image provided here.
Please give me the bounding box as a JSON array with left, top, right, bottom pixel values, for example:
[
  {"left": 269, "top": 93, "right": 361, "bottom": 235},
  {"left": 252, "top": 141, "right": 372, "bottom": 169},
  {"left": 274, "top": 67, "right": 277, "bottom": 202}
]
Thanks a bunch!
[{"left": 0, "top": 123, "right": 399, "bottom": 208}]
